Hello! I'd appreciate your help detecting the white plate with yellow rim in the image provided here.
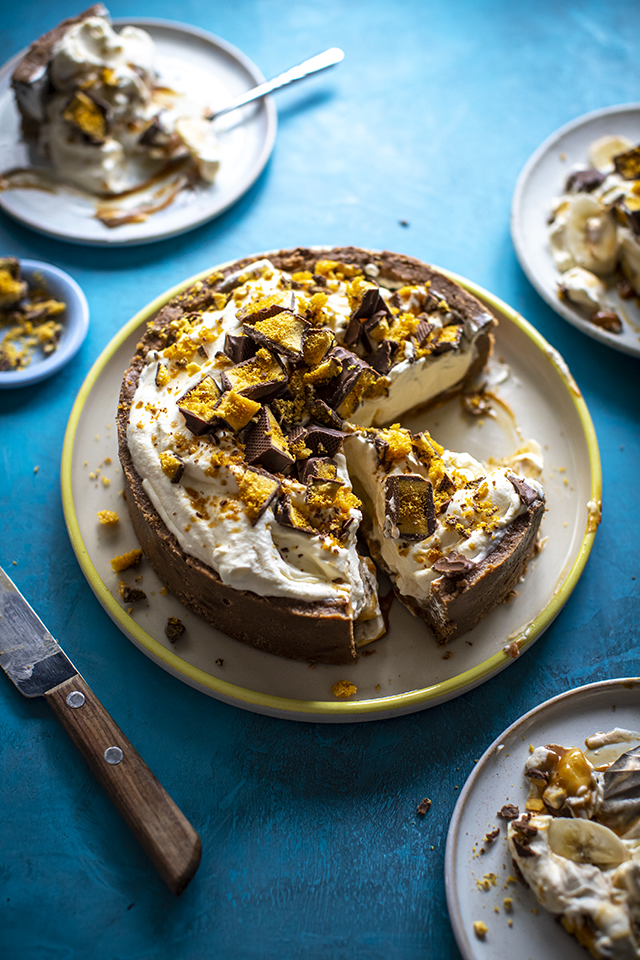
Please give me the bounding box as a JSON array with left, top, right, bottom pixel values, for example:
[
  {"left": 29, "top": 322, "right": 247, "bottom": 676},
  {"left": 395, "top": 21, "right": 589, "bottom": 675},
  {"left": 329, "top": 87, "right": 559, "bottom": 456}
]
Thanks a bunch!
[
  {"left": 511, "top": 103, "right": 640, "bottom": 357},
  {"left": 60, "top": 251, "right": 601, "bottom": 722},
  {"left": 0, "top": 19, "right": 276, "bottom": 246},
  {"left": 445, "top": 678, "right": 640, "bottom": 960}
]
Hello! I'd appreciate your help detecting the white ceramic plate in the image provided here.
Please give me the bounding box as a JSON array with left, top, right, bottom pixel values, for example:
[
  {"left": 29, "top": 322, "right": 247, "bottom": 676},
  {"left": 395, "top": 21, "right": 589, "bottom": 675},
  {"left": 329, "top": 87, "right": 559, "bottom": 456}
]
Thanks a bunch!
[
  {"left": 61, "top": 254, "right": 601, "bottom": 722},
  {"left": 445, "top": 678, "right": 640, "bottom": 960},
  {"left": 0, "top": 19, "right": 276, "bottom": 246},
  {"left": 511, "top": 103, "right": 640, "bottom": 357}
]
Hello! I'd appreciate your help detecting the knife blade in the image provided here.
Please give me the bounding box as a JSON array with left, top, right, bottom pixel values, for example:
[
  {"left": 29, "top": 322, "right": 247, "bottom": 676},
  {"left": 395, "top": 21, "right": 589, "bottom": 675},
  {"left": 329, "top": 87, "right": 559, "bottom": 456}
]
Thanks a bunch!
[{"left": 0, "top": 565, "right": 201, "bottom": 895}]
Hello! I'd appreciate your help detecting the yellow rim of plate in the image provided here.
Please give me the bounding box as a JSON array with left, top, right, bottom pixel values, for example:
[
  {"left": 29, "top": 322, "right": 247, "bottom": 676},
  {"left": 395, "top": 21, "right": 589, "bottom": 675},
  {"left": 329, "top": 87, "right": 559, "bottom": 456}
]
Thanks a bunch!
[{"left": 61, "top": 259, "right": 602, "bottom": 718}]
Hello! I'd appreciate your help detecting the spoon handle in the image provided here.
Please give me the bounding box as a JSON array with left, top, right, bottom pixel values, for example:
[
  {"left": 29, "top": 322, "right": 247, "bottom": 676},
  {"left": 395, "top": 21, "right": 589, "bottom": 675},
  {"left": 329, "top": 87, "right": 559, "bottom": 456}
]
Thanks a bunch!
[{"left": 210, "top": 47, "right": 344, "bottom": 120}]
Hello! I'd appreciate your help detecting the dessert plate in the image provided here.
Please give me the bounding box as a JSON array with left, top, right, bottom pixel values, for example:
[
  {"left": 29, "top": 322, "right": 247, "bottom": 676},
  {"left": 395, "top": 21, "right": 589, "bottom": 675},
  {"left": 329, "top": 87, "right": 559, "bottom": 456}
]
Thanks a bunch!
[
  {"left": 61, "top": 254, "right": 601, "bottom": 722},
  {"left": 0, "top": 19, "right": 276, "bottom": 246},
  {"left": 445, "top": 678, "right": 640, "bottom": 960},
  {"left": 511, "top": 102, "right": 640, "bottom": 357}
]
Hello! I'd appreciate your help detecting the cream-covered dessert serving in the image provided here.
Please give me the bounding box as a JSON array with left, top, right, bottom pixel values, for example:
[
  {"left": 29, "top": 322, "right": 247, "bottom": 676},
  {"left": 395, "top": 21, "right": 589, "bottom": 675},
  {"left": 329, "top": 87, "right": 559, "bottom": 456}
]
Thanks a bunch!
[
  {"left": 11, "top": 5, "right": 220, "bottom": 197},
  {"left": 117, "top": 247, "right": 545, "bottom": 664},
  {"left": 508, "top": 731, "right": 640, "bottom": 959},
  {"left": 548, "top": 135, "right": 640, "bottom": 334}
]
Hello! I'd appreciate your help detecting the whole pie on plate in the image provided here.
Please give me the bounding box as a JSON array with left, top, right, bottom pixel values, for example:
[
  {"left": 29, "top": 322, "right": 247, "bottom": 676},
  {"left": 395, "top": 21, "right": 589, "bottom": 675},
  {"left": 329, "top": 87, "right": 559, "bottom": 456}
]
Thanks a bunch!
[{"left": 117, "top": 247, "right": 545, "bottom": 664}]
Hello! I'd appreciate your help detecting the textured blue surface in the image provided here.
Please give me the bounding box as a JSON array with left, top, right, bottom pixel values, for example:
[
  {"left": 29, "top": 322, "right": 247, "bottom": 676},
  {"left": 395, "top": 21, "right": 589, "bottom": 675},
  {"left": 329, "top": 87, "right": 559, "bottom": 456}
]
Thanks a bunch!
[{"left": 1, "top": 2, "right": 639, "bottom": 958}]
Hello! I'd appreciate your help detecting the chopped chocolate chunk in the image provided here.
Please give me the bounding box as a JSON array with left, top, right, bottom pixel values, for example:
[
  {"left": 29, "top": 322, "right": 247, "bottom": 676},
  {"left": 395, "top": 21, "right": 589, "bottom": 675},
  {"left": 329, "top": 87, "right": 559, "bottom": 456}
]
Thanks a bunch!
[
  {"left": 591, "top": 310, "right": 623, "bottom": 334},
  {"left": 298, "top": 457, "right": 338, "bottom": 483},
  {"left": 432, "top": 551, "right": 476, "bottom": 579},
  {"left": 613, "top": 144, "right": 640, "bottom": 180},
  {"left": 525, "top": 768, "right": 549, "bottom": 784},
  {"left": 62, "top": 90, "right": 109, "bottom": 143},
  {"left": 302, "top": 327, "right": 335, "bottom": 365},
  {"left": 507, "top": 475, "right": 540, "bottom": 506},
  {"left": 484, "top": 828, "right": 500, "bottom": 843},
  {"left": 223, "top": 332, "right": 256, "bottom": 363},
  {"left": 177, "top": 375, "right": 222, "bottom": 435},
  {"left": 431, "top": 324, "right": 463, "bottom": 355},
  {"left": 305, "top": 475, "right": 344, "bottom": 506},
  {"left": 165, "top": 617, "right": 185, "bottom": 643},
  {"left": 244, "top": 405, "right": 295, "bottom": 474},
  {"left": 416, "top": 797, "right": 432, "bottom": 816},
  {"left": 235, "top": 466, "right": 281, "bottom": 523},
  {"left": 212, "top": 390, "right": 261, "bottom": 431},
  {"left": 317, "top": 346, "right": 382, "bottom": 418},
  {"left": 121, "top": 584, "right": 147, "bottom": 603},
  {"left": 383, "top": 474, "right": 436, "bottom": 541},
  {"left": 274, "top": 494, "right": 314, "bottom": 533},
  {"left": 238, "top": 290, "right": 296, "bottom": 324},
  {"left": 243, "top": 310, "right": 309, "bottom": 359},
  {"left": 497, "top": 804, "right": 520, "bottom": 821},
  {"left": 366, "top": 339, "right": 400, "bottom": 374},
  {"left": 221, "top": 348, "right": 288, "bottom": 401},
  {"left": 304, "top": 424, "right": 346, "bottom": 458},
  {"left": 565, "top": 168, "right": 607, "bottom": 193},
  {"left": 306, "top": 396, "right": 344, "bottom": 430},
  {"left": 159, "top": 451, "right": 185, "bottom": 484},
  {"left": 344, "top": 282, "right": 389, "bottom": 345},
  {"left": 414, "top": 317, "right": 435, "bottom": 346}
]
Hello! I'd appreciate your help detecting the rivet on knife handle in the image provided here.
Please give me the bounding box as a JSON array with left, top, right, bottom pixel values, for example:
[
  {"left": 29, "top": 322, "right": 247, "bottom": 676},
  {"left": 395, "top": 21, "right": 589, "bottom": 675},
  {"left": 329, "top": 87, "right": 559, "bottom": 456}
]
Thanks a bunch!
[{"left": 46, "top": 673, "right": 201, "bottom": 896}]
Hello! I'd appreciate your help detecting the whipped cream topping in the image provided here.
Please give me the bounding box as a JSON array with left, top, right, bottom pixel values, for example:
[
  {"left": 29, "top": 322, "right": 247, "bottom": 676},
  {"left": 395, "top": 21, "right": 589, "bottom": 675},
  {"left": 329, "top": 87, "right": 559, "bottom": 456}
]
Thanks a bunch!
[
  {"left": 548, "top": 134, "right": 640, "bottom": 323},
  {"left": 344, "top": 430, "right": 542, "bottom": 606},
  {"left": 125, "top": 257, "right": 491, "bottom": 613},
  {"left": 21, "top": 13, "right": 220, "bottom": 195}
]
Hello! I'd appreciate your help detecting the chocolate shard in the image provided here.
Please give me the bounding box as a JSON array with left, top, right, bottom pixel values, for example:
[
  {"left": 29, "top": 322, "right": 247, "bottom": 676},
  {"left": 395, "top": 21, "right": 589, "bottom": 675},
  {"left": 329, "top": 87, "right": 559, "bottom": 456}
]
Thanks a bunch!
[
  {"left": 365, "top": 339, "right": 400, "bottom": 374},
  {"left": 432, "top": 551, "right": 476, "bottom": 579},
  {"left": 566, "top": 168, "right": 607, "bottom": 193},
  {"left": 591, "top": 310, "right": 623, "bottom": 333},
  {"left": 302, "top": 327, "right": 335, "bottom": 365},
  {"left": 497, "top": 803, "right": 520, "bottom": 821},
  {"left": 159, "top": 451, "right": 186, "bottom": 484},
  {"left": 306, "top": 396, "right": 344, "bottom": 430},
  {"left": 298, "top": 457, "right": 338, "bottom": 483},
  {"left": 344, "top": 283, "right": 391, "bottom": 347},
  {"left": 613, "top": 145, "right": 640, "bottom": 180},
  {"left": 244, "top": 405, "right": 295, "bottom": 474},
  {"left": 243, "top": 310, "right": 310, "bottom": 359},
  {"left": 223, "top": 332, "right": 256, "bottom": 363},
  {"left": 212, "top": 390, "right": 261, "bottom": 432},
  {"left": 177, "top": 375, "right": 223, "bottom": 435},
  {"left": 221, "top": 348, "right": 288, "bottom": 401},
  {"left": 121, "top": 584, "right": 147, "bottom": 603},
  {"left": 383, "top": 474, "right": 436, "bottom": 541},
  {"left": 317, "top": 346, "right": 382, "bottom": 418},
  {"left": 274, "top": 494, "right": 315, "bottom": 533},
  {"left": 507, "top": 474, "right": 540, "bottom": 507},
  {"left": 236, "top": 465, "right": 281, "bottom": 524},
  {"left": 431, "top": 324, "right": 463, "bottom": 355},
  {"left": 414, "top": 316, "right": 435, "bottom": 345},
  {"left": 304, "top": 424, "right": 346, "bottom": 458},
  {"left": 237, "top": 290, "right": 296, "bottom": 325}
]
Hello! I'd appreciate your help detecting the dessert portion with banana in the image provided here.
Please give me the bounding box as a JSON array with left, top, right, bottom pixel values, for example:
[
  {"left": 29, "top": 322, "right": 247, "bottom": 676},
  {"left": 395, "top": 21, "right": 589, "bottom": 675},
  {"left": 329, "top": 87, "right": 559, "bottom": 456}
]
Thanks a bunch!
[
  {"left": 508, "top": 730, "right": 640, "bottom": 959},
  {"left": 10, "top": 5, "right": 220, "bottom": 196},
  {"left": 548, "top": 135, "right": 640, "bottom": 334}
]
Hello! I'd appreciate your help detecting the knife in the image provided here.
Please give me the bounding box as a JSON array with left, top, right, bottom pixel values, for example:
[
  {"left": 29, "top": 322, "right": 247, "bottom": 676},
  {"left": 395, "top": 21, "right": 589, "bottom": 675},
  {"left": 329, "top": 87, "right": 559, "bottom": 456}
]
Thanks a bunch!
[{"left": 0, "top": 565, "right": 201, "bottom": 895}]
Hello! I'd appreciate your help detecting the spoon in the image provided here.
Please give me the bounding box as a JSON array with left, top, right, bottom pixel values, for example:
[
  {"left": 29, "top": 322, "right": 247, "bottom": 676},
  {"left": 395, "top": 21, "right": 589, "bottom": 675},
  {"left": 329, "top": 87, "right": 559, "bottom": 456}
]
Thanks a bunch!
[{"left": 208, "top": 47, "right": 344, "bottom": 121}]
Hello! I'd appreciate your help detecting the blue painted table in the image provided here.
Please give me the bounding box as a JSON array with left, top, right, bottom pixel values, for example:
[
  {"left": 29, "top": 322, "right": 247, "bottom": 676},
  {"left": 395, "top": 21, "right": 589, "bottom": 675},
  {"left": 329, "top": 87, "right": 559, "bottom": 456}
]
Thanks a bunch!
[{"left": 1, "top": 2, "right": 639, "bottom": 957}]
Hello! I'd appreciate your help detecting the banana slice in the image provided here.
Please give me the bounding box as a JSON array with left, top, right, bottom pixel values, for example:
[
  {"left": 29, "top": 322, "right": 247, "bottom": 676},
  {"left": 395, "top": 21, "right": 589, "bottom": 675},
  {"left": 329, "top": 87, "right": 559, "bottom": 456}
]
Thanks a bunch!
[
  {"left": 564, "top": 194, "right": 619, "bottom": 276},
  {"left": 589, "top": 135, "right": 633, "bottom": 173},
  {"left": 548, "top": 817, "right": 631, "bottom": 870}
]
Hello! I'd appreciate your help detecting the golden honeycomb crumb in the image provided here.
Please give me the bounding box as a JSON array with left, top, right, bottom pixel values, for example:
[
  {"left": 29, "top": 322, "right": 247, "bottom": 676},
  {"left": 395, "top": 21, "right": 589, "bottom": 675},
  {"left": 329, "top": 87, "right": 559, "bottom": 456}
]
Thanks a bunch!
[
  {"left": 97, "top": 510, "right": 119, "bottom": 526},
  {"left": 331, "top": 680, "right": 357, "bottom": 698},
  {"left": 110, "top": 548, "right": 143, "bottom": 572}
]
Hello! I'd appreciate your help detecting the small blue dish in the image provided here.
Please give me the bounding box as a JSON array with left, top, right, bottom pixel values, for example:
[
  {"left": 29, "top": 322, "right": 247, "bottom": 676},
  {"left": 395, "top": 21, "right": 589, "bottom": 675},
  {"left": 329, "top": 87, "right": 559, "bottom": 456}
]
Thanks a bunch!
[{"left": 0, "top": 259, "right": 89, "bottom": 389}]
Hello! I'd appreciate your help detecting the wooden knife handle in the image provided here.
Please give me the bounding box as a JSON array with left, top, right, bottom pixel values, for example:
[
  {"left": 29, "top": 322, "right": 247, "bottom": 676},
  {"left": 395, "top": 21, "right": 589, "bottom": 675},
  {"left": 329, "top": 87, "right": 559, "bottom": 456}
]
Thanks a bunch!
[{"left": 44, "top": 673, "right": 201, "bottom": 895}]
